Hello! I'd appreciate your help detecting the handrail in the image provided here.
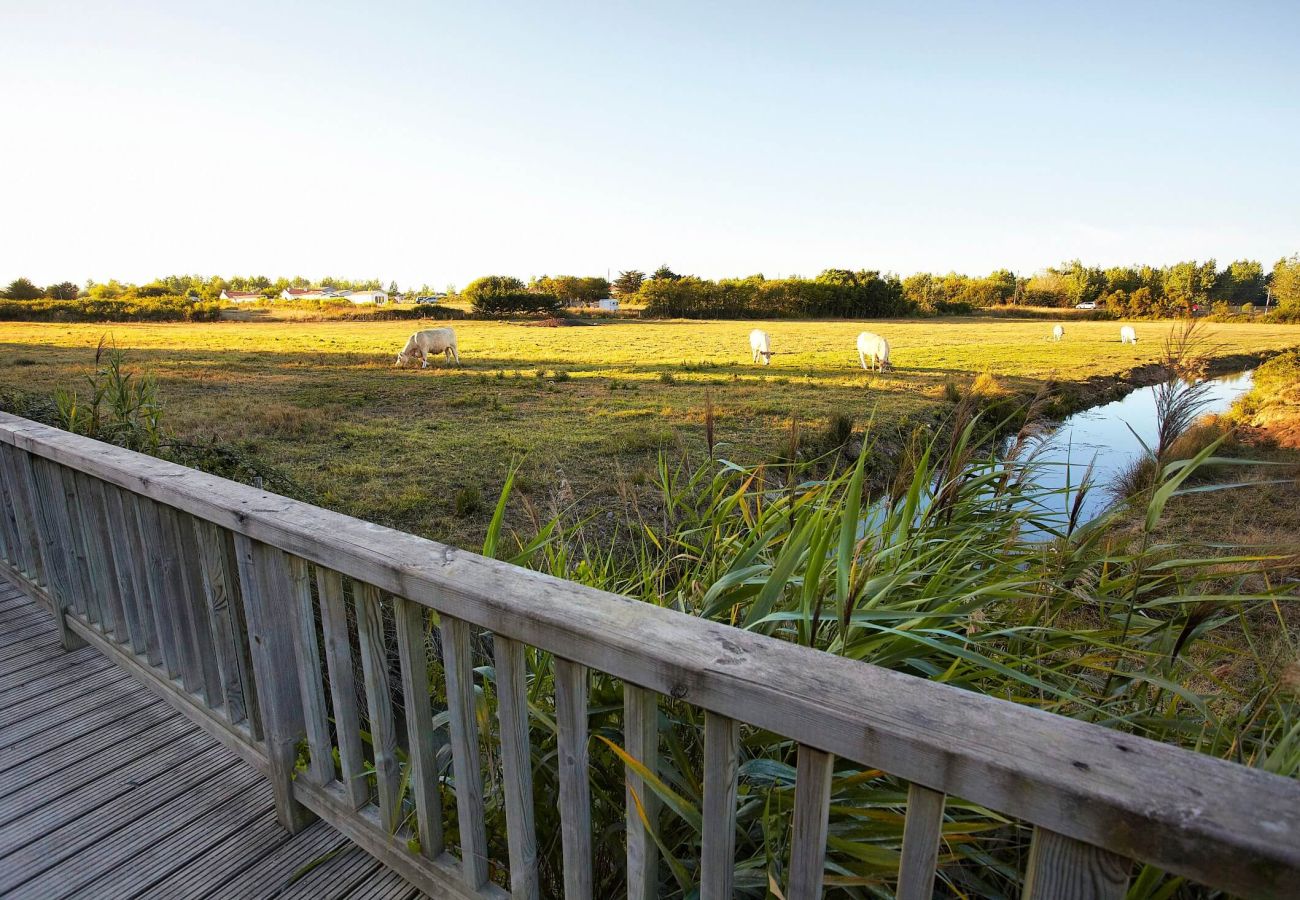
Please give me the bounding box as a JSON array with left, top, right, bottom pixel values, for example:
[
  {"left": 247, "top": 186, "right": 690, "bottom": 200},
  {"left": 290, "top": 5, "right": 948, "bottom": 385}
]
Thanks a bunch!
[{"left": 1, "top": 409, "right": 1297, "bottom": 899}]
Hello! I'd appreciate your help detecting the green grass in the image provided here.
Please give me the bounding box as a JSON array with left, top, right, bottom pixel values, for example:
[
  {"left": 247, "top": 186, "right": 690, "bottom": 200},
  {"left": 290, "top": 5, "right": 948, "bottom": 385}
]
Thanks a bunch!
[{"left": 1, "top": 317, "right": 1297, "bottom": 546}]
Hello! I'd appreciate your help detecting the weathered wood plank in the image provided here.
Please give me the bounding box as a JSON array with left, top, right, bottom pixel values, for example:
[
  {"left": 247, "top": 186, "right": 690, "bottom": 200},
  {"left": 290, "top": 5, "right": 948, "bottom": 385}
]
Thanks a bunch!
[
  {"left": 394, "top": 595, "right": 444, "bottom": 859},
  {"left": 155, "top": 502, "right": 205, "bottom": 696},
  {"left": 0, "top": 445, "right": 21, "bottom": 570},
  {"left": 1023, "top": 827, "right": 1131, "bottom": 900},
  {"left": 293, "top": 779, "right": 507, "bottom": 900},
  {"left": 787, "top": 745, "right": 833, "bottom": 900},
  {"left": 0, "top": 444, "right": 40, "bottom": 581},
  {"left": 91, "top": 478, "right": 147, "bottom": 655},
  {"left": 700, "top": 711, "right": 740, "bottom": 900},
  {"left": 193, "top": 518, "right": 252, "bottom": 725},
  {"left": 289, "top": 556, "right": 335, "bottom": 786},
  {"left": 16, "top": 453, "right": 83, "bottom": 650},
  {"left": 100, "top": 482, "right": 154, "bottom": 658},
  {"left": 73, "top": 470, "right": 129, "bottom": 639},
  {"left": 4, "top": 412, "right": 1300, "bottom": 898},
  {"left": 897, "top": 783, "right": 946, "bottom": 900},
  {"left": 494, "top": 634, "right": 538, "bottom": 900},
  {"left": 555, "top": 657, "right": 592, "bottom": 900},
  {"left": 170, "top": 505, "right": 225, "bottom": 709},
  {"left": 355, "top": 582, "right": 402, "bottom": 835},
  {"left": 441, "top": 613, "right": 489, "bottom": 888},
  {"left": 130, "top": 493, "right": 183, "bottom": 678},
  {"left": 623, "top": 684, "right": 660, "bottom": 900},
  {"left": 233, "top": 534, "right": 312, "bottom": 832},
  {"left": 317, "top": 567, "right": 367, "bottom": 809}
]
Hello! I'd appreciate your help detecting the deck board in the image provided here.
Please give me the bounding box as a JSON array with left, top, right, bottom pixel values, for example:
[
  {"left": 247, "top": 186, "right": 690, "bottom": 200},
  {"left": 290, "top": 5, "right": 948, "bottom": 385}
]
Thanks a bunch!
[{"left": 0, "top": 575, "right": 424, "bottom": 899}]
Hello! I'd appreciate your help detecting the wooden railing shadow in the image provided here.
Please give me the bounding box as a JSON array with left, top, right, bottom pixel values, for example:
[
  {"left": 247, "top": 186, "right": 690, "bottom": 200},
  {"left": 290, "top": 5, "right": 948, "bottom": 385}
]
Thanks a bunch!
[{"left": 0, "top": 410, "right": 1297, "bottom": 899}]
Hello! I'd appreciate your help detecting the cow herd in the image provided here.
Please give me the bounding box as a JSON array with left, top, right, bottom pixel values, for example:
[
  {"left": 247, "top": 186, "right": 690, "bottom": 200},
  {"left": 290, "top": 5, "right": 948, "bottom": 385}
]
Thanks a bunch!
[{"left": 392, "top": 324, "right": 1139, "bottom": 371}]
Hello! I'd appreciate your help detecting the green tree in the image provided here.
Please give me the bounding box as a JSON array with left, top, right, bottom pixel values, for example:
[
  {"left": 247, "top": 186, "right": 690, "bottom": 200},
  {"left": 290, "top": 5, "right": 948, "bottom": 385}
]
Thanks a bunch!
[
  {"left": 613, "top": 270, "right": 645, "bottom": 296},
  {"left": 1213, "top": 260, "right": 1265, "bottom": 306},
  {"left": 44, "top": 281, "right": 80, "bottom": 300},
  {"left": 651, "top": 264, "right": 682, "bottom": 281},
  {"left": 1271, "top": 254, "right": 1300, "bottom": 313},
  {"left": 1163, "top": 260, "right": 1217, "bottom": 314},
  {"left": 2, "top": 277, "right": 44, "bottom": 300}
]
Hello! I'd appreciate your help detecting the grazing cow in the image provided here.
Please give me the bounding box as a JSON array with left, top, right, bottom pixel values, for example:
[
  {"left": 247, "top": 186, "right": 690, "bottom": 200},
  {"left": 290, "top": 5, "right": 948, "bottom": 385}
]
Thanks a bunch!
[
  {"left": 1051, "top": 324, "right": 1065, "bottom": 342},
  {"left": 857, "top": 331, "right": 892, "bottom": 372},
  {"left": 1120, "top": 325, "right": 1138, "bottom": 345},
  {"left": 395, "top": 327, "right": 461, "bottom": 368},
  {"left": 750, "top": 329, "right": 773, "bottom": 365}
]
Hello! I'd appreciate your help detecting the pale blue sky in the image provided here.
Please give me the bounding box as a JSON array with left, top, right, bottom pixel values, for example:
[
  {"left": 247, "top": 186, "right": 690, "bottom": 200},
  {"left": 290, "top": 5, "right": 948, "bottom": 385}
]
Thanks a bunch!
[{"left": 2, "top": 0, "right": 1297, "bottom": 289}]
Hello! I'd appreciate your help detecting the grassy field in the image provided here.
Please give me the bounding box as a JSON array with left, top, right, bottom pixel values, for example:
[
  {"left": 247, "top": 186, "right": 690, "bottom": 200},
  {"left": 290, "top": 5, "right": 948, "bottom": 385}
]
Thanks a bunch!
[{"left": 2, "top": 317, "right": 1298, "bottom": 545}]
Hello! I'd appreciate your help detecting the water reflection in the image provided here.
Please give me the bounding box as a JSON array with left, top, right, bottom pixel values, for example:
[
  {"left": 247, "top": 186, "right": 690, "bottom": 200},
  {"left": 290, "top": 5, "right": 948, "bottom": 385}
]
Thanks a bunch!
[{"left": 1026, "top": 370, "right": 1254, "bottom": 528}]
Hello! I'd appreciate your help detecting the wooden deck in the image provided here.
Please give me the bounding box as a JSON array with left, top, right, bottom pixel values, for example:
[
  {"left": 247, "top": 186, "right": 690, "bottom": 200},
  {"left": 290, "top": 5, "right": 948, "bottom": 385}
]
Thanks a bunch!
[{"left": 0, "top": 575, "right": 423, "bottom": 900}]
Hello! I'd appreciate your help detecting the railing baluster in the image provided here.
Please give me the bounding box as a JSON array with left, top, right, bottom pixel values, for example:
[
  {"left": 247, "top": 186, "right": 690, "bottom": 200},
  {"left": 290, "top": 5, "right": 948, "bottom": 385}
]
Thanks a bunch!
[
  {"left": 171, "top": 507, "right": 224, "bottom": 708},
  {"left": 1023, "top": 827, "right": 1131, "bottom": 900},
  {"left": 701, "top": 711, "right": 740, "bottom": 900},
  {"left": 288, "top": 557, "right": 334, "bottom": 786},
  {"left": 555, "top": 657, "right": 592, "bottom": 900},
  {"left": 0, "top": 445, "right": 20, "bottom": 569},
  {"left": 93, "top": 479, "right": 146, "bottom": 655},
  {"left": 787, "top": 745, "right": 834, "bottom": 899},
  {"left": 53, "top": 463, "right": 94, "bottom": 620},
  {"left": 316, "top": 568, "right": 365, "bottom": 808},
  {"left": 897, "top": 783, "right": 946, "bottom": 900},
  {"left": 233, "top": 533, "right": 312, "bottom": 832},
  {"left": 494, "top": 634, "right": 538, "bottom": 900},
  {"left": 355, "top": 582, "right": 402, "bottom": 834},
  {"left": 624, "top": 684, "right": 660, "bottom": 900},
  {"left": 78, "top": 471, "right": 130, "bottom": 636},
  {"left": 151, "top": 501, "right": 201, "bottom": 692},
  {"left": 0, "top": 444, "right": 41, "bottom": 582},
  {"left": 102, "top": 483, "right": 157, "bottom": 661},
  {"left": 26, "top": 457, "right": 85, "bottom": 650},
  {"left": 394, "top": 596, "right": 444, "bottom": 859},
  {"left": 129, "top": 492, "right": 182, "bottom": 678},
  {"left": 442, "top": 613, "right": 489, "bottom": 889},
  {"left": 193, "top": 518, "right": 252, "bottom": 724},
  {"left": 69, "top": 469, "right": 119, "bottom": 633}
]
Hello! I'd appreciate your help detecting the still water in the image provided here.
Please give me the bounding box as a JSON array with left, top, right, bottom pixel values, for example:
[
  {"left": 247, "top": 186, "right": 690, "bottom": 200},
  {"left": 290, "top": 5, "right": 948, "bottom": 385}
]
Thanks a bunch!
[{"left": 1025, "top": 370, "right": 1255, "bottom": 527}]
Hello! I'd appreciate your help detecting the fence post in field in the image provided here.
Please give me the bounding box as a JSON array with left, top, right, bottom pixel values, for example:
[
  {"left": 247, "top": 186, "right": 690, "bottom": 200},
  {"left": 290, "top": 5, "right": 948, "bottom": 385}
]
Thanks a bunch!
[{"left": 232, "top": 532, "right": 312, "bottom": 833}]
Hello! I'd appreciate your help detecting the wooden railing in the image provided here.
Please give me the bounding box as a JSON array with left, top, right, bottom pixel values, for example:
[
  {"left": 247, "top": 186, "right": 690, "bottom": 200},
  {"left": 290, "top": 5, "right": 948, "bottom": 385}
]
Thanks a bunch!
[{"left": 0, "top": 410, "right": 1297, "bottom": 899}]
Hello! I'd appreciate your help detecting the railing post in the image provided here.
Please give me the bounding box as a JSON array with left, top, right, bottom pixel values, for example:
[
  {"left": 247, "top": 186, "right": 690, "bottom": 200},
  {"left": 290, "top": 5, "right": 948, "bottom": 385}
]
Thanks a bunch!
[
  {"left": 232, "top": 533, "right": 312, "bottom": 833},
  {"left": 1023, "top": 827, "right": 1131, "bottom": 900},
  {"left": 21, "top": 454, "right": 86, "bottom": 650}
]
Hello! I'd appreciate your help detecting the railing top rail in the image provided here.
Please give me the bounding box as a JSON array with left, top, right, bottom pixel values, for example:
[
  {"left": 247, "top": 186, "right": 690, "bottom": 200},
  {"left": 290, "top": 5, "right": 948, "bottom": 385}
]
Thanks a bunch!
[{"left": 2, "top": 411, "right": 1297, "bottom": 897}]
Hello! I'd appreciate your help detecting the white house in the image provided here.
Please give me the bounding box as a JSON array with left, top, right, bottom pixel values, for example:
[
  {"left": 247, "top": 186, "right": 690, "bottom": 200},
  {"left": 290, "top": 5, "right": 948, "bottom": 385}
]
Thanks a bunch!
[
  {"left": 279, "top": 288, "right": 332, "bottom": 300},
  {"left": 340, "top": 290, "right": 388, "bottom": 305},
  {"left": 597, "top": 298, "right": 620, "bottom": 311},
  {"left": 219, "top": 289, "right": 263, "bottom": 303}
]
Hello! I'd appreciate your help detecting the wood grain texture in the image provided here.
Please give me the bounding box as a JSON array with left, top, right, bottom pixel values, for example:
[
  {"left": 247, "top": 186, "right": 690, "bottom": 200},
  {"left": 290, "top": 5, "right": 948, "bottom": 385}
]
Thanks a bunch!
[
  {"left": 1023, "top": 827, "right": 1131, "bottom": 900},
  {"left": 170, "top": 506, "right": 224, "bottom": 709},
  {"left": 493, "top": 634, "right": 538, "bottom": 900},
  {"left": 623, "top": 684, "right": 660, "bottom": 900},
  {"left": 131, "top": 494, "right": 182, "bottom": 680},
  {"left": 787, "top": 745, "right": 833, "bottom": 900},
  {"left": 355, "top": 582, "right": 402, "bottom": 835},
  {"left": 700, "top": 711, "right": 739, "bottom": 900},
  {"left": 289, "top": 556, "right": 335, "bottom": 786},
  {"left": 555, "top": 657, "right": 592, "bottom": 900},
  {"left": 3, "top": 413, "right": 1300, "bottom": 898},
  {"left": 193, "top": 519, "right": 250, "bottom": 725},
  {"left": 441, "top": 613, "right": 489, "bottom": 889},
  {"left": 316, "top": 568, "right": 367, "bottom": 809},
  {"left": 394, "top": 595, "right": 444, "bottom": 859},
  {"left": 897, "top": 783, "right": 946, "bottom": 900},
  {"left": 233, "top": 534, "right": 312, "bottom": 832}
]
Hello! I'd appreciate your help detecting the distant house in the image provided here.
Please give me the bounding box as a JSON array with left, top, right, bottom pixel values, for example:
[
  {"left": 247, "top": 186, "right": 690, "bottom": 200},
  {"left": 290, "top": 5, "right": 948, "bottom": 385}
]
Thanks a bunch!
[
  {"left": 279, "top": 288, "right": 332, "bottom": 301},
  {"left": 597, "top": 298, "right": 620, "bottom": 312},
  {"left": 340, "top": 290, "right": 388, "bottom": 305},
  {"left": 219, "top": 290, "right": 263, "bottom": 303}
]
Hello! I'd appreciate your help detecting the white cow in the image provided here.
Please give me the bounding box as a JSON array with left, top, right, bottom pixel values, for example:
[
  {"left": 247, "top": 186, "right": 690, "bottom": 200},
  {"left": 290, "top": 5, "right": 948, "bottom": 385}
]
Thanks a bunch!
[
  {"left": 1120, "top": 325, "right": 1138, "bottom": 345},
  {"left": 856, "top": 331, "right": 892, "bottom": 372},
  {"left": 1051, "top": 324, "right": 1065, "bottom": 342},
  {"left": 750, "top": 329, "right": 773, "bottom": 365},
  {"left": 395, "top": 327, "right": 461, "bottom": 368}
]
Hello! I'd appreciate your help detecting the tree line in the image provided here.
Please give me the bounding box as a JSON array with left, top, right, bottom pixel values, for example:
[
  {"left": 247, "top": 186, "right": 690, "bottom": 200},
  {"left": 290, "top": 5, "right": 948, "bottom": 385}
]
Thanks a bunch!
[{"left": 5, "top": 255, "right": 1299, "bottom": 319}]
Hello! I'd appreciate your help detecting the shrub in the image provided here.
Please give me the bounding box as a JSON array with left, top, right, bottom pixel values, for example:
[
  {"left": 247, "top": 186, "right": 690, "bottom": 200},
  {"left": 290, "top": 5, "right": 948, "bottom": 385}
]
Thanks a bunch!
[
  {"left": 464, "top": 275, "right": 561, "bottom": 316},
  {"left": 0, "top": 296, "right": 221, "bottom": 322}
]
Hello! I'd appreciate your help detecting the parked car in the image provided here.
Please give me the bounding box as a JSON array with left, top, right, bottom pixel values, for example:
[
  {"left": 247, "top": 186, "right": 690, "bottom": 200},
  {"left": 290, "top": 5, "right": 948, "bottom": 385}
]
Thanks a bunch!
[
  {"left": 415, "top": 294, "right": 447, "bottom": 305},
  {"left": 1075, "top": 301, "right": 1096, "bottom": 310}
]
